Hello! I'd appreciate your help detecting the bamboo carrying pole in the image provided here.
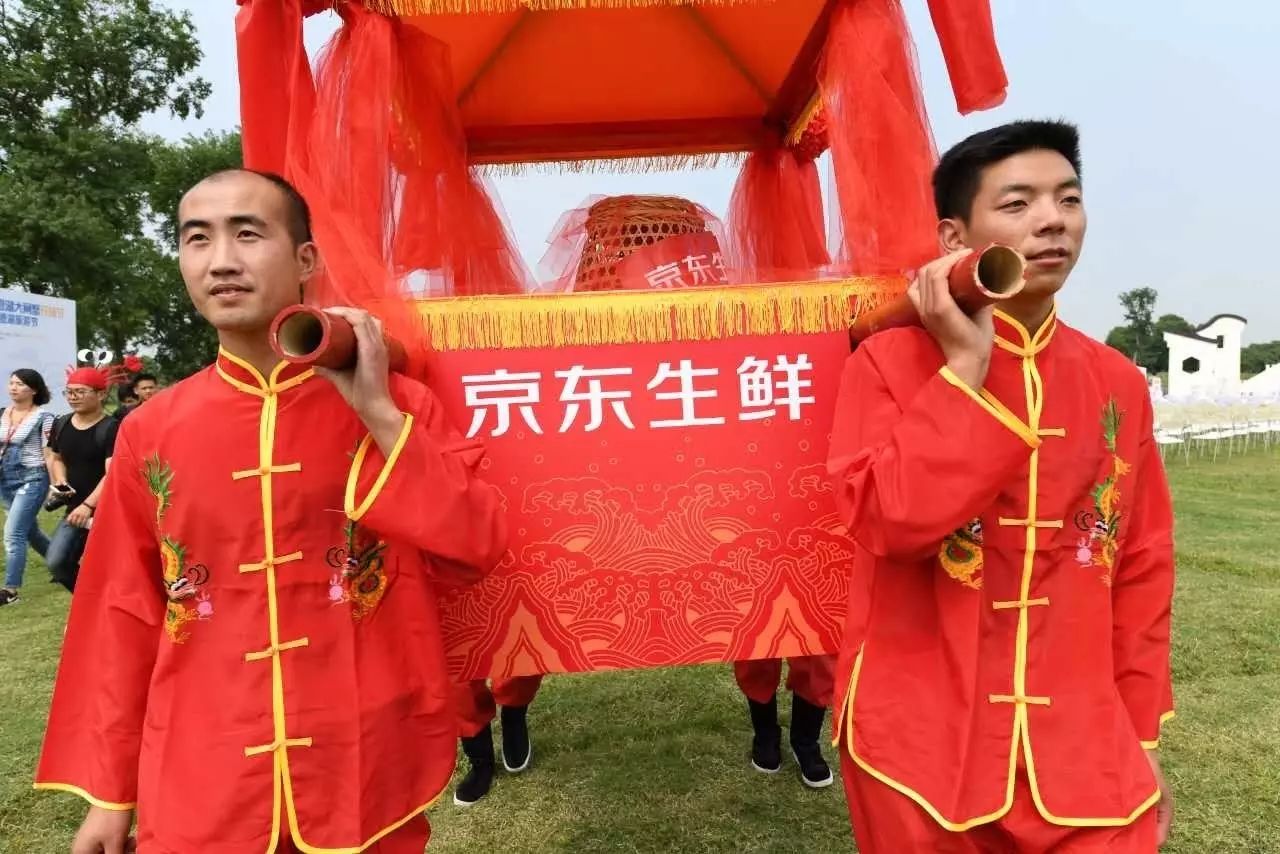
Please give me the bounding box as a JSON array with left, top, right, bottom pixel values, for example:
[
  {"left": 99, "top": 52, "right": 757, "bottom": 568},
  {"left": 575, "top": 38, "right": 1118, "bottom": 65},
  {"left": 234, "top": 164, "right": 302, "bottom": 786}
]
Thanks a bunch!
[
  {"left": 269, "top": 305, "right": 409, "bottom": 372},
  {"left": 848, "top": 244, "right": 1027, "bottom": 343}
]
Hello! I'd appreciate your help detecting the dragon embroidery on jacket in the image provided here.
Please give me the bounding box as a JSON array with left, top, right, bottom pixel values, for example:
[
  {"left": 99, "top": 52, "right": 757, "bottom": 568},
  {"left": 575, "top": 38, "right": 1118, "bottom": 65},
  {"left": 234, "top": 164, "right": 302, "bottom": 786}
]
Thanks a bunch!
[
  {"left": 1073, "top": 399, "right": 1132, "bottom": 586},
  {"left": 939, "top": 519, "right": 984, "bottom": 589},
  {"left": 327, "top": 520, "right": 389, "bottom": 619},
  {"left": 145, "top": 455, "right": 212, "bottom": 642}
]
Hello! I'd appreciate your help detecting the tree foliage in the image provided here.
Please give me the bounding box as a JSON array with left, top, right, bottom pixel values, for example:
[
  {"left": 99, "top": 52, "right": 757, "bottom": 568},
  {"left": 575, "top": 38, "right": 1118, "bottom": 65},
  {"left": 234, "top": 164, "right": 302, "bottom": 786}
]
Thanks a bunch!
[
  {"left": 145, "top": 130, "right": 243, "bottom": 380},
  {"left": 0, "top": 0, "right": 215, "bottom": 375},
  {"left": 1242, "top": 341, "right": 1280, "bottom": 378},
  {"left": 1104, "top": 288, "right": 1197, "bottom": 373}
]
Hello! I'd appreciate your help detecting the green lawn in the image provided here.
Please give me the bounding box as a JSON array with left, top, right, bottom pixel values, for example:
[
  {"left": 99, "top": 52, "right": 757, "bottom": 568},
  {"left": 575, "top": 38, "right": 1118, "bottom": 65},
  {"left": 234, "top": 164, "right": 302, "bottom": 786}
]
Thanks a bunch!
[{"left": 2, "top": 448, "right": 1277, "bottom": 853}]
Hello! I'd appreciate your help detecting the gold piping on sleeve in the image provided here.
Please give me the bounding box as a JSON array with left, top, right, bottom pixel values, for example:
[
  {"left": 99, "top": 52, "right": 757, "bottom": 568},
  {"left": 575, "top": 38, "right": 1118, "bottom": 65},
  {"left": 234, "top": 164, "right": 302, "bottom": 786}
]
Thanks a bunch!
[
  {"left": 344, "top": 414, "right": 415, "bottom": 522},
  {"left": 32, "top": 782, "right": 135, "bottom": 811},
  {"left": 1140, "top": 710, "right": 1177, "bottom": 750}
]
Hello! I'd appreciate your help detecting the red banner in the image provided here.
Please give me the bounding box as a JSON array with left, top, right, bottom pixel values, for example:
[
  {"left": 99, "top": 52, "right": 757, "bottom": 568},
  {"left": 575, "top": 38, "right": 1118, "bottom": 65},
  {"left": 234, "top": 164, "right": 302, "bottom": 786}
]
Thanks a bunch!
[{"left": 417, "top": 281, "right": 897, "bottom": 680}]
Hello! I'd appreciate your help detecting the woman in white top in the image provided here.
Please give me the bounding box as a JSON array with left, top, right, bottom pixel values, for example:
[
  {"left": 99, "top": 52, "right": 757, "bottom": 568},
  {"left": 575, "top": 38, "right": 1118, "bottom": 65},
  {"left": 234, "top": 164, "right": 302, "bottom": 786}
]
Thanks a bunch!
[{"left": 0, "top": 369, "right": 56, "bottom": 605}]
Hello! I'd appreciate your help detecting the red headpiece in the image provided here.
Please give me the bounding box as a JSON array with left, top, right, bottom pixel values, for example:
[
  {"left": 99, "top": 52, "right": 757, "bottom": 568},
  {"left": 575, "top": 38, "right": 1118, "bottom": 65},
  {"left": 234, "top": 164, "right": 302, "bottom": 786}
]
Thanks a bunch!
[
  {"left": 66, "top": 351, "right": 144, "bottom": 390},
  {"left": 64, "top": 367, "right": 109, "bottom": 391}
]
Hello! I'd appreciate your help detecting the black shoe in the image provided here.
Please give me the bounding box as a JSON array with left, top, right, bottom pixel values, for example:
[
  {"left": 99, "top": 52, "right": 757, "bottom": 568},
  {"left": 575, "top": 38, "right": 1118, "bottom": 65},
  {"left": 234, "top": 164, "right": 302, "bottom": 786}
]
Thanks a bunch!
[
  {"left": 747, "top": 695, "right": 782, "bottom": 774},
  {"left": 0, "top": 588, "right": 18, "bottom": 607},
  {"left": 453, "top": 725, "right": 495, "bottom": 806},
  {"left": 501, "top": 704, "right": 532, "bottom": 773},
  {"left": 790, "top": 694, "right": 834, "bottom": 788}
]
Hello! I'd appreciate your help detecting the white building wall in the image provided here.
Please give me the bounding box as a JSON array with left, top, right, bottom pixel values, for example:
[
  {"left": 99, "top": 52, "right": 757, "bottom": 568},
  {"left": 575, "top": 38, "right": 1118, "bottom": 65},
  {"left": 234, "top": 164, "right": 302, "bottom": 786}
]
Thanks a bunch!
[
  {"left": 1242, "top": 363, "right": 1280, "bottom": 399},
  {"left": 1163, "top": 315, "right": 1247, "bottom": 399}
]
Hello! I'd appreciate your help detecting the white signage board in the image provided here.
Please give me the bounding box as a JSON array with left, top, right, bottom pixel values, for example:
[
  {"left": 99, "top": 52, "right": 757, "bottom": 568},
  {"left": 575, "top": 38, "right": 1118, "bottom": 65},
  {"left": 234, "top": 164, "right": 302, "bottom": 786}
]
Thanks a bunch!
[{"left": 0, "top": 288, "right": 78, "bottom": 415}]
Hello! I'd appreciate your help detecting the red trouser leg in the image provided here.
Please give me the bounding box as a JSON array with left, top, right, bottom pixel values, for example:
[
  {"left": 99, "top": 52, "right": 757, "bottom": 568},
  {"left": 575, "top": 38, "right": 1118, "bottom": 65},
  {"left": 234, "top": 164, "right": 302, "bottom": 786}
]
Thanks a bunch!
[
  {"left": 453, "top": 676, "right": 544, "bottom": 738},
  {"left": 733, "top": 658, "right": 784, "bottom": 704},
  {"left": 785, "top": 655, "right": 835, "bottom": 708},
  {"left": 369, "top": 815, "right": 431, "bottom": 854},
  {"left": 492, "top": 674, "right": 543, "bottom": 708},
  {"left": 734, "top": 656, "right": 835, "bottom": 707},
  {"left": 453, "top": 679, "right": 498, "bottom": 739},
  {"left": 840, "top": 752, "right": 996, "bottom": 853}
]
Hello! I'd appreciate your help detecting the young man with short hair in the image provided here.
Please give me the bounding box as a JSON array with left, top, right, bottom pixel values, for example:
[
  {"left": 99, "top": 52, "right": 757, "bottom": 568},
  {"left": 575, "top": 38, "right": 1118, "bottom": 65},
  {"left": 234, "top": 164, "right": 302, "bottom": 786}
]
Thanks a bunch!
[
  {"left": 827, "top": 120, "right": 1174, "bottom": 852},
  {"left": 131, "top": 373, "right": 160, "bottom": 404},
  {"left": 115, "top": 373, "right": 159, "bottom": 421},
  {"left": 36, "top": 169, "right": 506, "bottom": 853}
]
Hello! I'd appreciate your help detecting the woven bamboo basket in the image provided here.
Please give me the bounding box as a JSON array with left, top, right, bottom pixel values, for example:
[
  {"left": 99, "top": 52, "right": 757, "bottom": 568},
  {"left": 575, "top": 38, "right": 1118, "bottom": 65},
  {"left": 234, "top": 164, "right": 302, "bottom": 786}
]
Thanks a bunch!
[{"left": 575, "top": 195, "right": 718, "bottom": 292}]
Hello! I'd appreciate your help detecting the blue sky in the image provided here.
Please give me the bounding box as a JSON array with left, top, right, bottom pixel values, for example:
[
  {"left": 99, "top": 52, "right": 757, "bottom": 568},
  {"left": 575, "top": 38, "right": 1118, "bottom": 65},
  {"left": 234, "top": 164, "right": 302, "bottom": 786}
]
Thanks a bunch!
[{"left": 147, "top": 1, "right": 1278, "bottom": 342}]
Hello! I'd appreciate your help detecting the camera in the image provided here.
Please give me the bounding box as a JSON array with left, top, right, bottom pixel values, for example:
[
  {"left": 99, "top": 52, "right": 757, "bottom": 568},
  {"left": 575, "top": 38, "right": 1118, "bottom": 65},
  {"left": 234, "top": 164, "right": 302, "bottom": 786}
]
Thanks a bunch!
[{"left": 44, "top": 484, "right": 75, "bottom": 513}]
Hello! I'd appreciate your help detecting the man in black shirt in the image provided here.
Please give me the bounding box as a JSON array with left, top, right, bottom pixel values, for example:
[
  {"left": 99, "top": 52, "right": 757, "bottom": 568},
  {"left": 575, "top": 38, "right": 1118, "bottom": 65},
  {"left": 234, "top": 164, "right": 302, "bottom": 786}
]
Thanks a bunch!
[{"left": 47, "top": 369, "right": 118, "bottom": 591}]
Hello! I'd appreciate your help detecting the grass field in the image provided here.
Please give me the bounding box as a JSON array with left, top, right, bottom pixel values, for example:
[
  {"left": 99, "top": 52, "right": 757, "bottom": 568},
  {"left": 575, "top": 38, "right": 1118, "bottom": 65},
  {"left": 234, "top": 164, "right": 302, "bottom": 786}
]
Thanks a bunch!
[{"left": 1, "top": 448, "right": 1277, "bottom": 853}]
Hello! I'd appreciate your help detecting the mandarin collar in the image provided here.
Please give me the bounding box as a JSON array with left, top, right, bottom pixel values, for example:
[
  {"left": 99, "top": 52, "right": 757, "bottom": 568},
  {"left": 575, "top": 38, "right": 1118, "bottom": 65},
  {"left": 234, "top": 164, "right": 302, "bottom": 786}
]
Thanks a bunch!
[
  {"left": 215, "top": 348, "right": 315, "bottom": 398},
  {"left": 993, "top": 305, "right": 1058, "bottom": 358}
]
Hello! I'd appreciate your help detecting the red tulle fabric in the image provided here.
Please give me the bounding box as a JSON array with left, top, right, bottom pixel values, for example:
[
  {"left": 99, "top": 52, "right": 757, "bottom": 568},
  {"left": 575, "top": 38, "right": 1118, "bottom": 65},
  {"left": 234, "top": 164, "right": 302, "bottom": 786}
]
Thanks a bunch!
[
  {"left": 925, "top": 0, "right": 1008, "bottom": 114},
  {"left": 821, "top": 0, "right": 938, "bottom": 276},
  {"left": 538, "top": 196, "right": 732, "bottom": 293},
  {"left": 236, "top": 0, "right": 530, "bottom": 377},
  {"left": 536, "top": 203, "right": 595, "bottom": 293},
  {"left": 725, "top": 146, "right": 830, "bottom": 284},
  {"left": 236, "top": 0, "right": 315, "bottom": 176}
]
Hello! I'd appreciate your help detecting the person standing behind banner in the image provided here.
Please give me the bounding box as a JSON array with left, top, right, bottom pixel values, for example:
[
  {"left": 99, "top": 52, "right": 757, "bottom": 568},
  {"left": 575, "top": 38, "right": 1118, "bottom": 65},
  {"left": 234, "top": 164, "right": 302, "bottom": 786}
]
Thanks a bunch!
[
  {"left": 46, "top": 367, "right": 120, "bottom": 592},
  {"left": 549, "top": 193, "right": 839, "bottom": 790},
  {"left": 451, "top": 676, "right": 542, "bottom": 805},
  {"left": 448, "top": 194, "right": 743, "bottom": 807},
  {"left": 827, "top": 120, "right": 1174, "bottom": 852},
  {"left": 736, "top": 656, "right": 835, "bottom": 788},
  {"left": 0, "top": 369, "right": 55, "bottom": 606}
]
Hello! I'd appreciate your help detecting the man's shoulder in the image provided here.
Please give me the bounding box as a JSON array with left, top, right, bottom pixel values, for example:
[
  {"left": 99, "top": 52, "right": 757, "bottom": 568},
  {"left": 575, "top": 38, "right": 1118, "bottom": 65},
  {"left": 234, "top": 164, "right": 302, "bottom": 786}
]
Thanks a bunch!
[
  {"left": 852, "top": 327, "right": 944, "bottom": 385},
  {"left": 1061, "top": 325, "right": 1150, "bottom": 396}
]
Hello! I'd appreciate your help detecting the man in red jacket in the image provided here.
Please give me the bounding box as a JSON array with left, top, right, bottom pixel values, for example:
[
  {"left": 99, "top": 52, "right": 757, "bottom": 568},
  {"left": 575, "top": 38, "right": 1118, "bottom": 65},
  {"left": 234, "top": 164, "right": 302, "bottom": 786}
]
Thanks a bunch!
[
  {"left": 36, "top": 169, "right": 506, "bottom": 853},
  {"left": 827, "top": 120, "right": 1174, "bottom": 852}
]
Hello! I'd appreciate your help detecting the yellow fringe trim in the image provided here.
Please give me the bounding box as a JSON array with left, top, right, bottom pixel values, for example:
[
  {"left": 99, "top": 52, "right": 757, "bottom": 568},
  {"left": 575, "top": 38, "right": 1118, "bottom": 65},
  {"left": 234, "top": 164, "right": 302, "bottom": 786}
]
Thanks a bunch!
[
  {"left": 785, "top": 90, "right": 823, "bottom": 146},
  {"left": 478, "top": 151, "right": 746, "bottom": 176},
  {"left": 415, "top": 278, "right": 902, "bottom": 351},
  {"left": 361, "top": 0, "right": 766, "bottom": 16}
]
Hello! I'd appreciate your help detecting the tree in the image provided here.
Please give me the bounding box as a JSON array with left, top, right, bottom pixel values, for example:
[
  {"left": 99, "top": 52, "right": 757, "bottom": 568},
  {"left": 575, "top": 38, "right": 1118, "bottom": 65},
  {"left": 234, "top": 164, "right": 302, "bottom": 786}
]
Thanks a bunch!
[
  {"left": 0, "top": 0, "right": 210, "bottom": 359},
  {"left": 1119, "top": 287, "right": 1157, "bottom": 329},
  {"left": 145, "top": 131, "right": 243, "bottom": 380},
  {"left": 1155, "top": 313, "right": 1195, "bottom": 339},
  {"left": 1242, "top": 341, "right": 1280, "bottom": 377},
  {"left": 1118, "top": 287, "right": 1158, "bottom": 368},
  {"left": 1104, "top": 325, "right": 1140, "bottom": 364},
  {"left": 1104, "top": 288, "right": 1191, "bottom": 371}
]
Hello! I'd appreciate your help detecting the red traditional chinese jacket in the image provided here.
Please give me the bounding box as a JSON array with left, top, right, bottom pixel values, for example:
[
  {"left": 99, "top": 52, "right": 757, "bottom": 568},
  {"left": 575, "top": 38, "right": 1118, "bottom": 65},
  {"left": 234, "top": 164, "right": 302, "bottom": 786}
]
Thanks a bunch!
[
  {"left": 827, "top": 308, "right": 1174, "bottom": 831},
  {"left": 36, "top": 350, "right": 506, "bottom": 853}
]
